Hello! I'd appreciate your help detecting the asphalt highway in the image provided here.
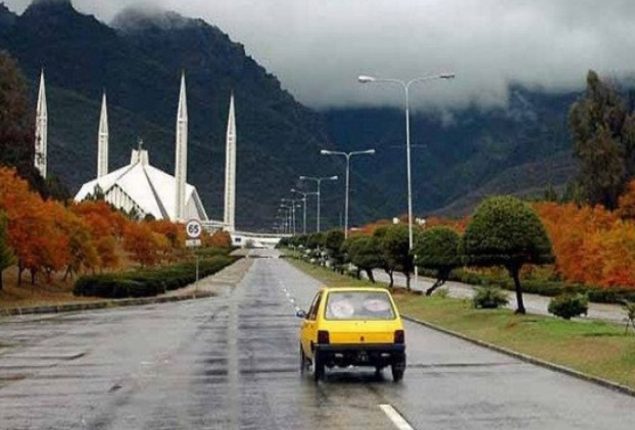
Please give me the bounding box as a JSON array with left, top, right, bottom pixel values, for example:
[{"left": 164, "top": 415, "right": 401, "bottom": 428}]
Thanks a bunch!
[{"left": 1, "top": 249, "right": 635, "bottom": 429}]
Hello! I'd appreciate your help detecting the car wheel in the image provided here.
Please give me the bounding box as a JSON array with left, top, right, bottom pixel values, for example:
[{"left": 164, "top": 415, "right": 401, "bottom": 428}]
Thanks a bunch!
[
  {"left": 300, "top": 345, "right": 307, "bottom": 375},
  {"left": 391, "top": 360, "right": 405, "bottom": 382},
  {"left": 313, "top": 351, "right": 325, "bottom": 382}
]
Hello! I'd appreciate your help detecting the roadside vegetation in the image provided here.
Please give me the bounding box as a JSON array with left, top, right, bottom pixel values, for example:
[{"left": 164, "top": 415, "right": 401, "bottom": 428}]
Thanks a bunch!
[
  {"left": 74, "top": 253, "right": 237, "bottom": 298},
  {"left": 282, "top": 195, "right": 554, "bottom": 314},
  {"left": 0, "top": 167, "right": 234, "bottom": 307}
]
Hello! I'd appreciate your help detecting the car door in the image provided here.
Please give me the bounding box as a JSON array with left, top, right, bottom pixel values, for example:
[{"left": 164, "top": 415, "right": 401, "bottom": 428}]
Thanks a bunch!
[{"left": 301, "top": 291, "right": 322, "bottom": 358}]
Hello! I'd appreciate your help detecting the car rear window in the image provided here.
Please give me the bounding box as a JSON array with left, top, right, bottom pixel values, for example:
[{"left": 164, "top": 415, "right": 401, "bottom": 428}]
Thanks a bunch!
[{"left": 324, "top": 291, "right": 396, "bottom": 320}]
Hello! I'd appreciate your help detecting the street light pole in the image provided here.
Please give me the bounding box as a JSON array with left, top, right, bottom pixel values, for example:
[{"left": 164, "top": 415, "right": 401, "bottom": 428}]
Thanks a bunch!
[
  {"left": 279, "top": 203, "right": 292, "bottom": 234},
  {"left": 320, "top": 149, "right": 375, "bottom": 238},
  {"left": 358, "top": 73, "right": 455, "bottom": 250},
  {"left": 291, "top": 189, "right": 317, "bottom": 235},
  {"left": 299, "top": 175, "right": 338, "bottom": 232},
  {"left": 282, "top": 198, "right": 300, "bottom": 235}
]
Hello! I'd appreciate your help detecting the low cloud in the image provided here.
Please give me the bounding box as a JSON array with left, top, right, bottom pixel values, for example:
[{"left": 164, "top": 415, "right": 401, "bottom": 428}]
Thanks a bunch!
[{"left": 5, "top": 0, "right": 635, "bottom": 111}]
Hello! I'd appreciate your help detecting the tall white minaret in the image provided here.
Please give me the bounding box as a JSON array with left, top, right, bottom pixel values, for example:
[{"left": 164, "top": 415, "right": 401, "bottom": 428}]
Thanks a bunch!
[
  {"left": 34, "top": 69, "right": 48, "bottom": 178},
  {"left": 97, "top": 92, "right": 109, "bottom": 178},
  {"left": 224, "top": 93, "right": 237, "bottom": 232},
  {"left": 174, "top": 72, "right": 188, "bottom": 221}
]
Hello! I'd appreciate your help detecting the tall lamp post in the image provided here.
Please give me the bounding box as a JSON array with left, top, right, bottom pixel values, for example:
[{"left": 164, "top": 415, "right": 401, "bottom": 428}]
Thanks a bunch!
[
  {"left": 278, "top": 206, "right": 290, "bottom": 234},
  {"left": 320, "top": 149, "right": 375, "bottom": 238},
  {"left": 358, "top": 73, "right": 455, "bottom": 250},
  {"left": 281, "top": 198, "right": 301, "bottom": 235},
  {"left": 291, "top": 189, "right": 317, "bottom": 235},
  {"left": 299, "top": 175, "right": 338, "bottom": 232}
]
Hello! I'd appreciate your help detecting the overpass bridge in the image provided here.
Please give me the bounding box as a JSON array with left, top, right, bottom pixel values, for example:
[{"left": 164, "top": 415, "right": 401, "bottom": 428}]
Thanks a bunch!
[{"left": 202, "top": 220, "right": 290, "bottom": 249}]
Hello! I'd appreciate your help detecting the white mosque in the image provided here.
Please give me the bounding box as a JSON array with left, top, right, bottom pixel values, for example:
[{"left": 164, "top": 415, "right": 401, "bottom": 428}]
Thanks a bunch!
[{"left": 33, "top": 71, "right": 238, "bottom": 229}]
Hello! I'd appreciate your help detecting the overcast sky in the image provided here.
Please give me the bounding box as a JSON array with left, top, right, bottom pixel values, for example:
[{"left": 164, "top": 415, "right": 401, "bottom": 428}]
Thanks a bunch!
[{"left": 5, "top": 0, "right": 635, "bottom": 111}]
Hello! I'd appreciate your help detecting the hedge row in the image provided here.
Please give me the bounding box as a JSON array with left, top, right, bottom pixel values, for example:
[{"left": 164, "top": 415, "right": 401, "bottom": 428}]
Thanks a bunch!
[
  {"left": 73, "top": 255, "right": 238, "bottom": 299},
  {"left": 420, "top": 268, "right": 635, "bottom": 304}
]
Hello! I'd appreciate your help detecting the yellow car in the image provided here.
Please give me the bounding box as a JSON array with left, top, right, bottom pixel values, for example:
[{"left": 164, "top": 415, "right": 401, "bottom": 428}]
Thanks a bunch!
[{"left": 297, "top": 287, "right": 406, "bottom": 382}]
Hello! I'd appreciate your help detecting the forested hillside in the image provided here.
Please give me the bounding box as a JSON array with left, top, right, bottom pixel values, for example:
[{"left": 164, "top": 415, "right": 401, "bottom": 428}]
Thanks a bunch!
[{"left": 0, "top": 0, "right": 585, "bottom": 227}]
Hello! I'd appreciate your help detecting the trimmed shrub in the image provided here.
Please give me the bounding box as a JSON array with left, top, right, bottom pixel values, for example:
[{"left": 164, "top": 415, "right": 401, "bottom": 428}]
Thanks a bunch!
[
  {"left": 462, "top": 196, "right": 554, "bottom": 314},
  {"left": 74, "top": 255, "right": 237, "bottom": 298},
  {"left": 548, "top": 293, "right": 589, "bottom": 319},
  {"left": 473, "top": 286, "right": 509, "bottom": 309},
  {"left": 414, "top": 226, "right": 462, "bottom": 295}
]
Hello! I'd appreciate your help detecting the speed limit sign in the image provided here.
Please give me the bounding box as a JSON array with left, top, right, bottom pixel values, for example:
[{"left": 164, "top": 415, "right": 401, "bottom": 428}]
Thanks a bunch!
[{"left": 185, "top": 219, "right": 203, "bottom": 239}]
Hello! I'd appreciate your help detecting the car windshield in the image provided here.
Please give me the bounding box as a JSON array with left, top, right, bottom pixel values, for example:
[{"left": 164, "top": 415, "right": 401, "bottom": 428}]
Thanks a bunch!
[{"left": 324, "top": 291, "right": 395, "bottom": 320}]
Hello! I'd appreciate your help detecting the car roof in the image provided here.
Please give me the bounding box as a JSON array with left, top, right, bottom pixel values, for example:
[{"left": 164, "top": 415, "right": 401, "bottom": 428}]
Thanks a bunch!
[{"left": 319, "top": 286, "right": 391, "bottom": 294}]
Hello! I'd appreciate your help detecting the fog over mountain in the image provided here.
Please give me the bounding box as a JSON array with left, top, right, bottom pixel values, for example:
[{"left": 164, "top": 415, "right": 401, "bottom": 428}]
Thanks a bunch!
[{"left": 4, "top": 0, "right": 635, "bottom": 111}]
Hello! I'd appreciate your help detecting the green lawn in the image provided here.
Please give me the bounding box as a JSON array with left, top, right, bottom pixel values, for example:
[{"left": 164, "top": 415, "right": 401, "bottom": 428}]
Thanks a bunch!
[{"left": 288, "top": 257, "right": 635, "bottom": 390}]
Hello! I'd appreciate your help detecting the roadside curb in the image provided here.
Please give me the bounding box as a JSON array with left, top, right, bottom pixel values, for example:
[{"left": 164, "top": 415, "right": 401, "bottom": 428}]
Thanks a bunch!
[
  {"left": 0, "top": 291, "right": 216, "bottom": 318},
  {"left": 402, "top": 314, "right": 635, "bottom": 398}
]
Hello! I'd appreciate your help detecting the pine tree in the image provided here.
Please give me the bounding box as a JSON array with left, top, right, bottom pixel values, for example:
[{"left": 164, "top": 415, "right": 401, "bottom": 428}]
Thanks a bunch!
[{"left": 569, "top": 70, "right": 635, "bottom": 209}]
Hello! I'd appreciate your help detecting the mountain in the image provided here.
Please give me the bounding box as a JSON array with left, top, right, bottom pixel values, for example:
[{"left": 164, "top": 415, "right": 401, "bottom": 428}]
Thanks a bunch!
[
  {"left": 0, "top": 0, "right": 367, "bottom": 230},
  {"left": 324, "top": 88, "right": 580, "bottom": 217},
  {"left": 0, "top": 0, "right": 581, "bottom": 229}
]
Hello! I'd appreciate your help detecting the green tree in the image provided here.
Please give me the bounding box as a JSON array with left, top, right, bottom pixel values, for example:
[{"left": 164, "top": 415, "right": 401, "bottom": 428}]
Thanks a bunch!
[
  {"left": 0, "top": 212, "right": 15, "bottom": 290},
  {"left": 414, "top": 227, "right": 462, "bottom": 296},
  {"left": 462, "top": 196, "right": 554, "bottom": 314},
  {"left": 324, "top": 229, "right": 345, "bottom": 269},
  {"left": 306, "top": 232, "right": 325, "bottom": 250},
  {"left": 373, "top": 226, "right": 395, "bottom": 287},
  {"left": 344, "top": 235, "right": 383, "bottom": 282},
  {"left": 379, "top": 224, "right": 415, "bottom": 290},
  {"left": 569, "top": 70, "right": 635, "bottom": 209}
]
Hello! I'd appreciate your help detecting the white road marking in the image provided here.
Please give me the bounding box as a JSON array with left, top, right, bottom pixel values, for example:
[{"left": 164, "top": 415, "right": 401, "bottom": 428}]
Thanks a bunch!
[{"left": 379, "top": 404, "right": 414, "bottom": 430}]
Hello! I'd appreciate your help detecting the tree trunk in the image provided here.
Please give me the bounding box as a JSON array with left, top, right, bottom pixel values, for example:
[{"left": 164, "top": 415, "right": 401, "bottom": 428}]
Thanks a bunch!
[
  {"left": 426, "top": 279, "right": 446, "bottom": 296},
  {"left": 510, "top": 266, "right": 526, "bottom": 314},
  {"left": 366, "top": 269, "right": 375, "bottom": 283},
  {"left": 405, "top": 271, "right": 411, "bottom": 290},
  {"left": 17, "top": 263, "right": 23, "bottom": 286},
  {"left": 0, "top": 271, "right": 3, "bottom": 291},
  {"left": 30, "top": 269, "right": 36, "bottom": 286},
  {"left": 355, "top": 268, "right": 361, "bottom": 279},
  {"left": 384, "top": 269, "right": 394, "bottom": 288}
]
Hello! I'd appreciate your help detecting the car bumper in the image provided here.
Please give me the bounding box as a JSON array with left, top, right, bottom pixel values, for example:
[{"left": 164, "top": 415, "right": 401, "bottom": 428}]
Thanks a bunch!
[{"left": 315, "top": 343, "right": 405, "bottom": 367}]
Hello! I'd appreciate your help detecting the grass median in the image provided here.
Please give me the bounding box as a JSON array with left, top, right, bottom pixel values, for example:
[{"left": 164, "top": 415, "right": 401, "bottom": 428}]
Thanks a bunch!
[{"left": 287, "top": 257, "right": 635, "bottom": 391}]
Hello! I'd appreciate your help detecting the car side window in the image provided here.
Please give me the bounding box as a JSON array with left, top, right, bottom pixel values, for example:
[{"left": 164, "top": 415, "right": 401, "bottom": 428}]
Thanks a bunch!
[{"left": 307, "top": 292, "right": 322, "bottom": 320}]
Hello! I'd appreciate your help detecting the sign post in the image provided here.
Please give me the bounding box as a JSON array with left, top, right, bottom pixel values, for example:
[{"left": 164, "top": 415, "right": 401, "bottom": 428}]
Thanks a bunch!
[{"left": 185, "top": 219, "right": 203, "bottom": 283}]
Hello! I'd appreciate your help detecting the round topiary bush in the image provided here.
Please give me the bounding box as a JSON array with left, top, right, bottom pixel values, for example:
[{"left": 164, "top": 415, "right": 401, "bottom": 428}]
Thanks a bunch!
[
  {"left": 472, "top": 286, "right": 509, "bottom": 309},
  {"left": 414, "top": 226, "right": 462, "bottom": 295},
  {"left": 548, "top": 293, "right": 589, "bottom": 319},
  {"left": 462, "top": 196, "right": 554, "bottom": 314}
]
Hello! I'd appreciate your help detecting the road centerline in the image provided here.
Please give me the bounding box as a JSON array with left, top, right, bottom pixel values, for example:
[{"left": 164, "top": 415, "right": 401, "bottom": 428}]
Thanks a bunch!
[{"left": 379, "top": 404, "right": 415, "bottom": 430}]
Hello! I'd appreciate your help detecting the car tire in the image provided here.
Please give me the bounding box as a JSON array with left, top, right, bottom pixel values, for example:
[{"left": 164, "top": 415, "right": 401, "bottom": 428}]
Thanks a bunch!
[
  {"left": 313, "top": 351, "right": 325, "bottom": 382},
  {"left": 391, "top": 360, "right": 405, "bottom": 382},
  {"left": 300, "top": 345, "right": 307, "bottom": 375}
]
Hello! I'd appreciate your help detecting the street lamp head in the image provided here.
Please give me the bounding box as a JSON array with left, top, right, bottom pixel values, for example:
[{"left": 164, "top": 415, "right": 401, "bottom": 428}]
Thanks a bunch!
[
  {"left": 365, "top": 149, "right": 376, "bottom": 155},
  {"left": 439, "top": 73, "right": 456, "bottom": 80},
  {"left": 358, "top": 75, "right": 376, "bottom": 83},
  {"left": 320, "top": 149, "right": 332, "bottom": 155},
  {"left": 329, "top": 175, "right": 339, "bottom": 181},
  {"left": 299, "top": 176, "right": 307, "bottom": 180}
]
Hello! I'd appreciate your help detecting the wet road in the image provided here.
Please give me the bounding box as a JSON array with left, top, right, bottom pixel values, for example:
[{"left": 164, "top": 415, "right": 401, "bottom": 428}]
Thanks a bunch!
[{"left": 1, "top": 250, "right": 635, "bottom": 429}]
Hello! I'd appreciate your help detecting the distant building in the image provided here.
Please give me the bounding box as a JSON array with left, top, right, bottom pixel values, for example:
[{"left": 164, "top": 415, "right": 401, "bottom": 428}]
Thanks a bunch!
[
  {"left": 74, "top": 146, "right": 208, "bottom": 221},
  {"left": 70, "top": 71, "right": 239, "bottom": 226}
]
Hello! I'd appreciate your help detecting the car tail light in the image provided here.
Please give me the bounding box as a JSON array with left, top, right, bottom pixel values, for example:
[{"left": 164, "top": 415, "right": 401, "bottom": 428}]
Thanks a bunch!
[
  {"left": 394, "top": 330, "right": 405, "bottom": 344},
  {"left": 317, "top": 330, "right": 330, "bottom": 344}
]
